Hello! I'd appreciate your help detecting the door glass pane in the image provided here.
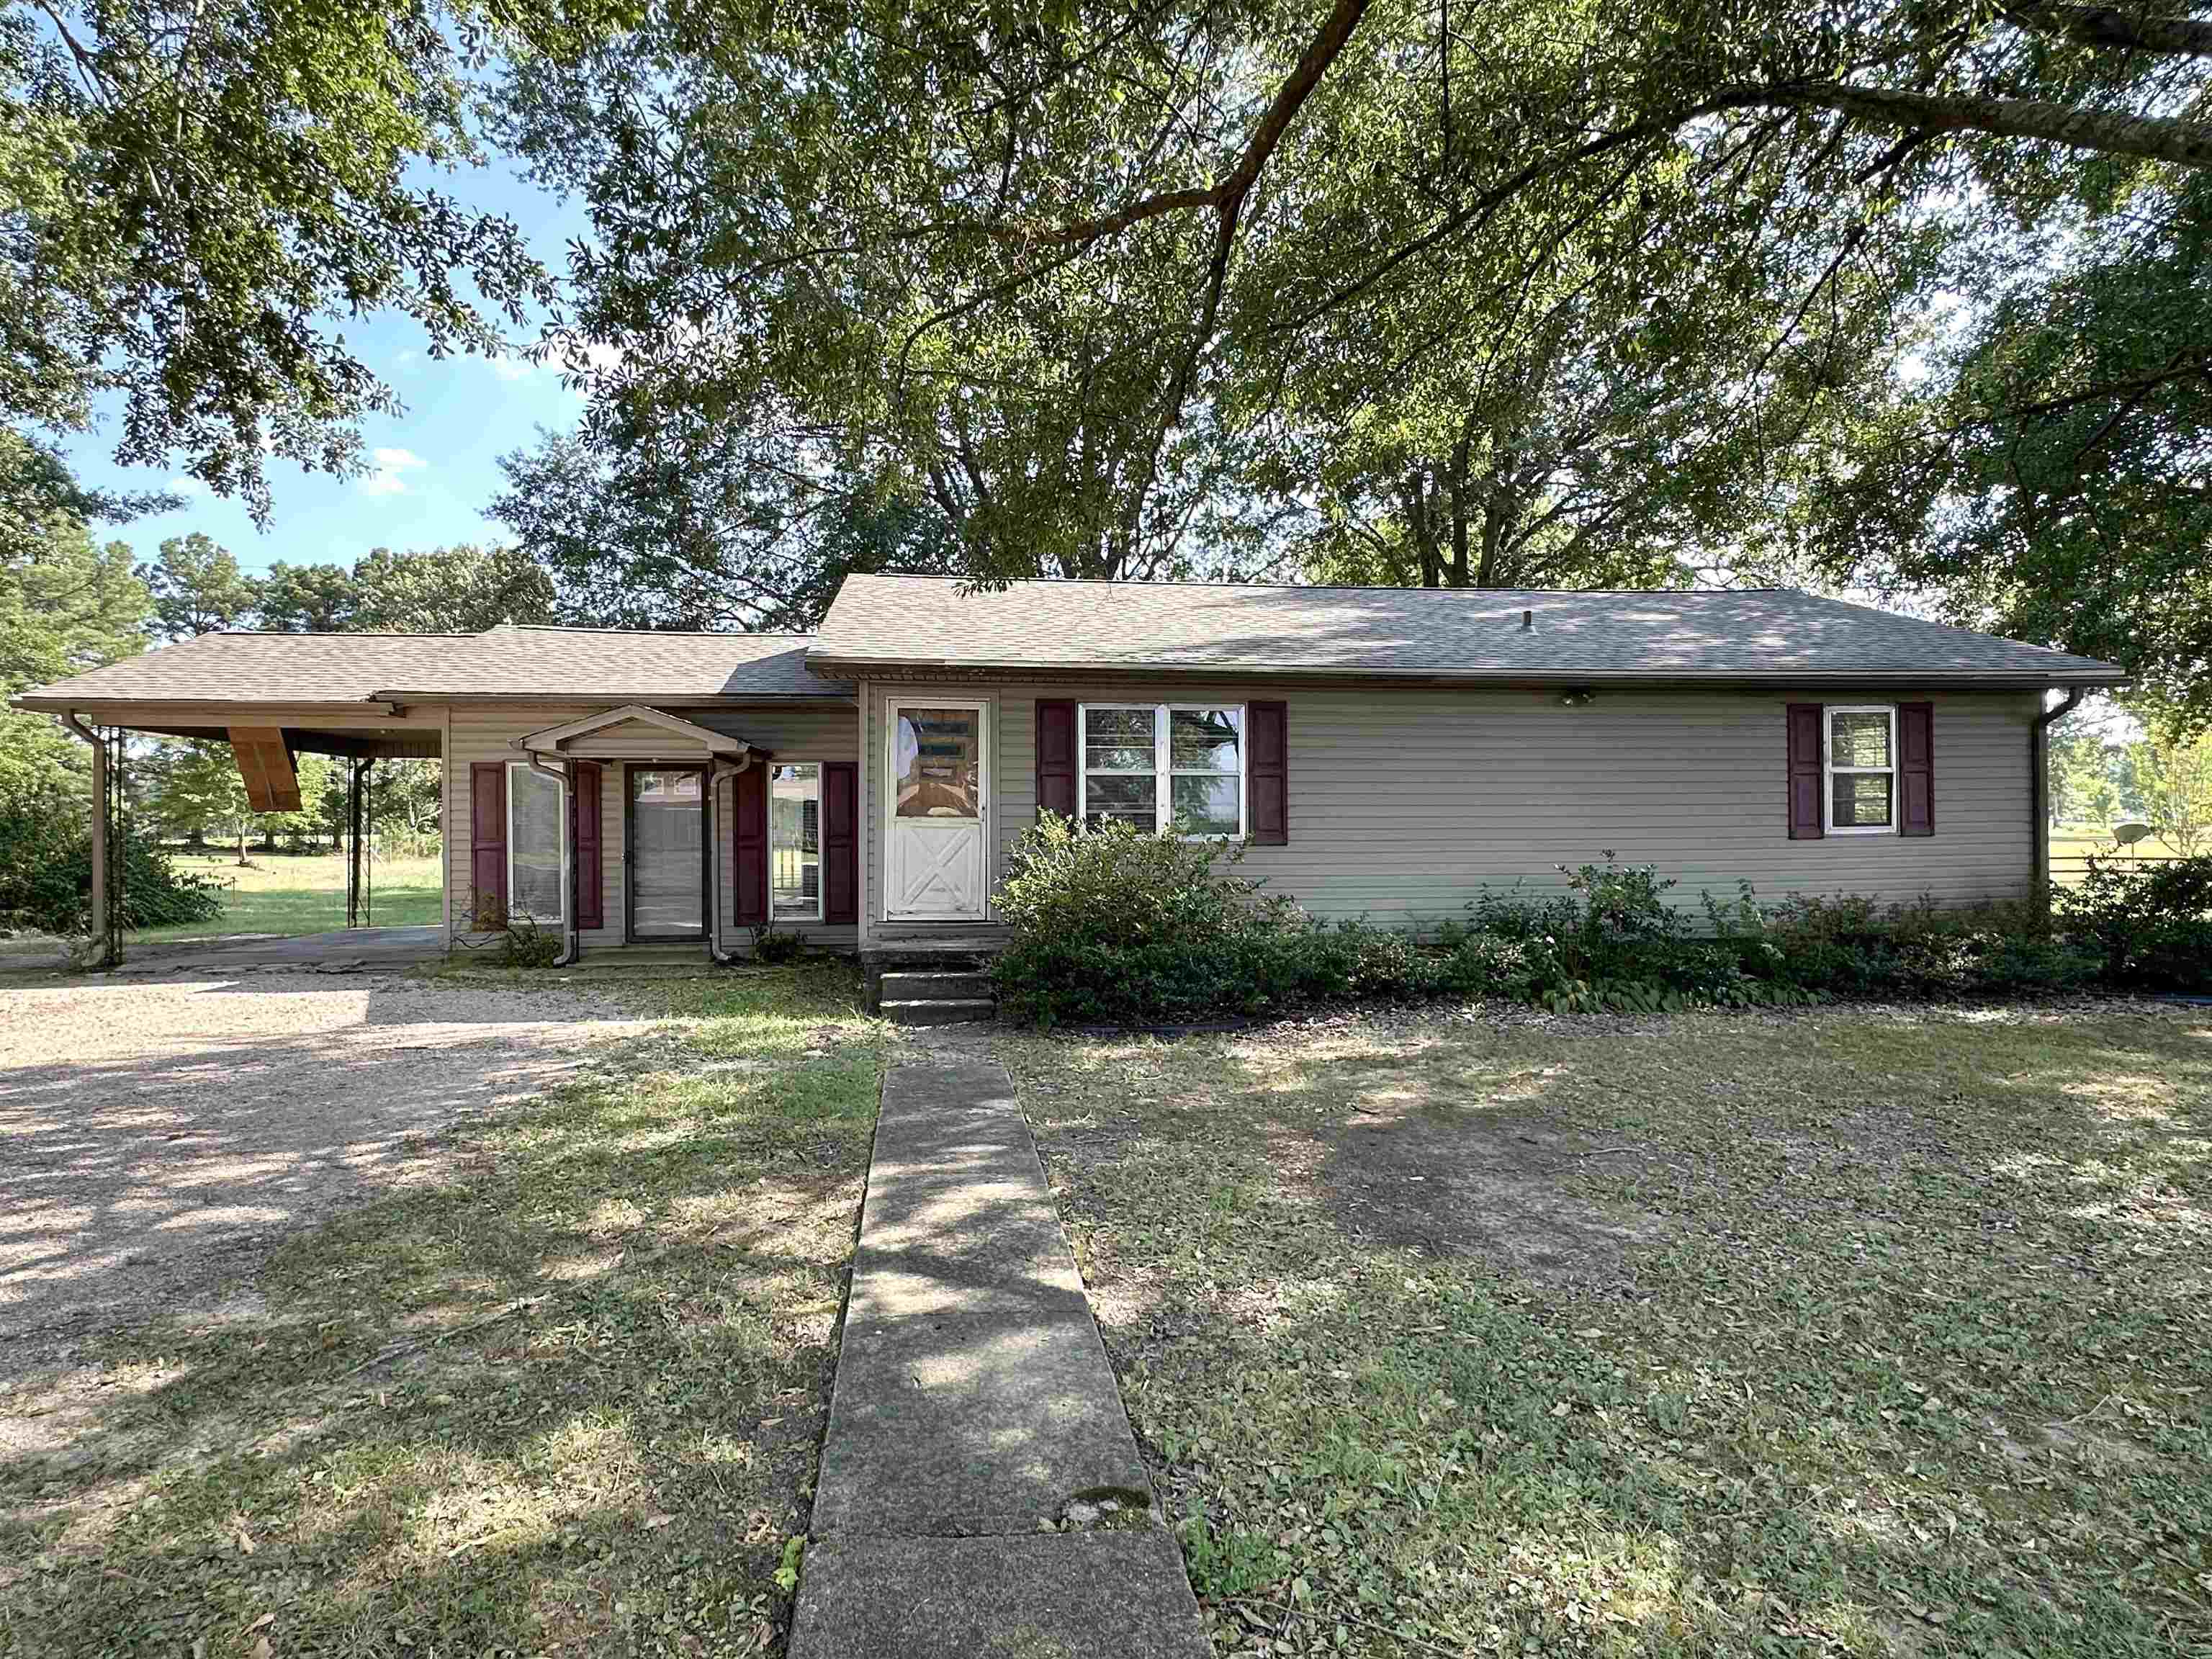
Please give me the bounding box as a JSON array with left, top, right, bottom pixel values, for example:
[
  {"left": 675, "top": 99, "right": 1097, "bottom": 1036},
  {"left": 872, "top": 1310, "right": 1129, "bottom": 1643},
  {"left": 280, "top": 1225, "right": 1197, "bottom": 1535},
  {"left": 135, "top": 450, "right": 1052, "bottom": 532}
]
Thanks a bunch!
[
  {"left": 771, "top": 763, "right": 822, "bottom": 921},
  {"left": 1084, "top": 706, "right": 1156, "bottom": 772},
  {"left": 1169, "top": 707, "right": 1241, "bottom": 771},
  {"left": 508, "top": 765, "right": 564, "bottom": 922},
  {"left": 1832, "top": 772, "right": 1893, "bottom": 828},
  {"left": 631, "top": 769, "right": 703, "bottom": 936},
  {"left": 895, "top": 709, "right": 979, "bottom": 818},
  {"left": 1170, "top": 774, "right": 1239, "bottom": 836},
  {"left": 1830, "top": 711, "right": 1891, "bottom": 768}
]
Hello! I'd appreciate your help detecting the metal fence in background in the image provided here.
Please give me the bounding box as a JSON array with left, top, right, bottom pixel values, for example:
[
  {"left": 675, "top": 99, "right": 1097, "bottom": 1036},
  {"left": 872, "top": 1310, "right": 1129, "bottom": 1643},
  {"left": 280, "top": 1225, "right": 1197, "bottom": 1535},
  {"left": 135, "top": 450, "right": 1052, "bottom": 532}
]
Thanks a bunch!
[{"left": 2046, "top": 841, "right": 2188, "bottom": 889}]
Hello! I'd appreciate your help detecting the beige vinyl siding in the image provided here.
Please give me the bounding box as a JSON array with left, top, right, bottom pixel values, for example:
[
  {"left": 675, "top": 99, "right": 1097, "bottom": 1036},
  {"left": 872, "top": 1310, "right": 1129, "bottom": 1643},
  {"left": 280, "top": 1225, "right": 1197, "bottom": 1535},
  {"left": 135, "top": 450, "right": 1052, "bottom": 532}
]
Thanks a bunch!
[
  {"left": 441, "top": 701, "right": 858, "bottom": 953},
  {"left": 864, "top": 681, "right": 2039, "bottom": 927}
]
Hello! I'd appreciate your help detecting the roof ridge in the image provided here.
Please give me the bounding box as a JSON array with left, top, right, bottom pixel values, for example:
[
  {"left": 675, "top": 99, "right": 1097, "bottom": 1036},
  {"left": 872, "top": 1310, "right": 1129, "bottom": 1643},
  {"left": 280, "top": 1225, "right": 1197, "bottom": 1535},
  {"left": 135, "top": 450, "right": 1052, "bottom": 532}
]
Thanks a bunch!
[
  {"left": 205, "top": 629, "right": 482, "bottom": 639},
  {"left": 505, "top": 625, "right": 819, "bottom": 639},
  {"left": 844, "top": 573, "right": 1796, "bottom": 595}
]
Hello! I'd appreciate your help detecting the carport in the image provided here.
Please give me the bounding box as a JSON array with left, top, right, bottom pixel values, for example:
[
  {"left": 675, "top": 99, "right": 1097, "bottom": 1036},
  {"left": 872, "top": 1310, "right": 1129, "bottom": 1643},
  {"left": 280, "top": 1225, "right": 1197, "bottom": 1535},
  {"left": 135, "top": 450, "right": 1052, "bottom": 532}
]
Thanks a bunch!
[{"left": 12, "top": 633, "right": 457, "bottom": 969}]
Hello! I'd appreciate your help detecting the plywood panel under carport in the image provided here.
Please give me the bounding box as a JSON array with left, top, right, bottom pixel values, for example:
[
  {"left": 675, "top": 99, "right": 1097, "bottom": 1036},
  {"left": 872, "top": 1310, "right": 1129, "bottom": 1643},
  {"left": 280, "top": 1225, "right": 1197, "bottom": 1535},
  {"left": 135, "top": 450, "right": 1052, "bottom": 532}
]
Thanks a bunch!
[{"left": 226, "top": 726, "right": 302, "bottom": 812}]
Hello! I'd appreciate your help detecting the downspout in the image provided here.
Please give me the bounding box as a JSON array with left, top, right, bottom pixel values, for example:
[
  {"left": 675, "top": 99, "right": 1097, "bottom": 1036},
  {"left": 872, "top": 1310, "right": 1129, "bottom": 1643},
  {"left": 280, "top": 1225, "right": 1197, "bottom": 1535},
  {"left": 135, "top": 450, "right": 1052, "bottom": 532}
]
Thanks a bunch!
[
  {"left": 58, "top": 712, "right": 115, "bottom": 970},
  {"left": 527, "top": 751, "right": 580, "bottom": 967},
  {"left": 704, "top": 757, "right": 742, "bottom": 966},
  {"left": 2031, "top": 686, "right": 2087, "bottom": 909}
]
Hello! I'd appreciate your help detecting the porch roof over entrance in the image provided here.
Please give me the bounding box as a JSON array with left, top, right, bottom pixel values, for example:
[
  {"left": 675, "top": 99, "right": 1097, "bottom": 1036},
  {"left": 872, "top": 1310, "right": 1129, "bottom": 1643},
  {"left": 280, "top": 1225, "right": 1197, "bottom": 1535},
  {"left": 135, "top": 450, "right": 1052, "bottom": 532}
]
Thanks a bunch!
[{"left": 510, "top": 703, "right": 759, "bottom": 760}]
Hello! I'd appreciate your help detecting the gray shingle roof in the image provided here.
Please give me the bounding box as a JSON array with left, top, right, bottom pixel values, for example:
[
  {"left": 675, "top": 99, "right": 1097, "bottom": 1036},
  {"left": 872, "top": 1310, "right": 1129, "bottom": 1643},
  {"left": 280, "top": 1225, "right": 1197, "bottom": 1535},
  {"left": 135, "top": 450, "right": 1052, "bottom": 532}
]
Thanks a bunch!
[
  {"left": 809, "top": 576, "right": 2128, "bottom": 686},
  {"left": 14, "top": 625, "right": 846, "bottom": 706}
]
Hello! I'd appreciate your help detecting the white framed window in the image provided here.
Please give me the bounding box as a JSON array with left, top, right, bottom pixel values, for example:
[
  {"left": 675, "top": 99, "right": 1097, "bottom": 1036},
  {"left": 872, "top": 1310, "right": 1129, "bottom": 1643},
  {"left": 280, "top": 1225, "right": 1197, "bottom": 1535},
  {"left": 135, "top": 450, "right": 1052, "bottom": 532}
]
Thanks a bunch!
[
  {"left": 1825, "top": 705, "right": 1897, "bottom": 835},
  {"left": 505, "top": 760, "right": 567, "bottom": 922},
  {"left": 1078, "top": 703, "right": 1246, "bottom": 838},
  {"left": 770, "top": 763, "right": 823, "bottom": 922}
]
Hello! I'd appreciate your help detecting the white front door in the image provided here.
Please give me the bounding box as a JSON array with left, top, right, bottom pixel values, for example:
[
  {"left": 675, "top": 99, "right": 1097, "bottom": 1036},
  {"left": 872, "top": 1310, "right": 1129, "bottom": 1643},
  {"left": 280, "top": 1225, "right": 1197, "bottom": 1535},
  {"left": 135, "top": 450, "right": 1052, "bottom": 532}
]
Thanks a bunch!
[{"left": 885, "top": 700, "right": 987, "bottom": 920}]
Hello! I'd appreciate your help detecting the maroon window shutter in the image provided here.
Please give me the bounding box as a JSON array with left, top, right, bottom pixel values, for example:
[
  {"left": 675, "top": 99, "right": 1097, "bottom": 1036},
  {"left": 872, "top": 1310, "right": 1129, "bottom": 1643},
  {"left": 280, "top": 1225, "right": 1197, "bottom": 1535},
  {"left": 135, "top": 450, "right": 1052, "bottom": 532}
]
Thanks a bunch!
[
  {"left": 469, "top": 762, "right": 508, "bottom": 925},
  {"left": 1898, "top": 702, "right": 1934, "bottom": 837},
  {"left": 1036, "top": 700, "right": 1077, "bottom": 822},
  {"left": 1249, "top": 699, "right": 1288, "bottom": 845},
  {"left": 1786, "top": 704, "right": 1825, "bottom": 840},
  {"left": 822, "top": 761, "right": 858, "bottom": 924},
  {"left": 571, "top": 761, "right": 603, "bottom": 929},
  {"left": 732, "top": 763, "right": 768, "bottom": 925}
]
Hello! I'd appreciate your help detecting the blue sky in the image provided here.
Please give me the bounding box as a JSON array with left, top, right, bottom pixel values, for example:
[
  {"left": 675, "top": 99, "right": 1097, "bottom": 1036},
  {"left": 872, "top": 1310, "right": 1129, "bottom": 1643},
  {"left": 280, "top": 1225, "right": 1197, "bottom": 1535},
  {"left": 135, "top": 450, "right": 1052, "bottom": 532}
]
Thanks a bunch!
[{"left": 61, "top": 155, "right": 595, "bottom": 579}]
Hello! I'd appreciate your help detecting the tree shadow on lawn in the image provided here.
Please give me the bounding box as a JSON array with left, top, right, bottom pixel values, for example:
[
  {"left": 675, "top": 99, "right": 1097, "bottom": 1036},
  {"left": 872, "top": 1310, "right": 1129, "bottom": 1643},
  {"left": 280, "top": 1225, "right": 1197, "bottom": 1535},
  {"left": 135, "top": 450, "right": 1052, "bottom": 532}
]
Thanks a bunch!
[
  {"left": 0, "top": 990, "right": 883, "bottom": 1658},
  {"left": 1004, "top": 1002, "right": 2212, "bottom": 1657}
]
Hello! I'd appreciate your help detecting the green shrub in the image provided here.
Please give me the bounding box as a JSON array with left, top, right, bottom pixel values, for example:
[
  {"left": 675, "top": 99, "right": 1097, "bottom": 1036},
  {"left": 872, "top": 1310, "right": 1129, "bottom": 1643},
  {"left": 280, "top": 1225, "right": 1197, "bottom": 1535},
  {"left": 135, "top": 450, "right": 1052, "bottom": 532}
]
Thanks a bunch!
[
  {"left": 0, "top": 788, "right": 222, "bottom": 935},
  {"left": 498, "top": 914, "right": 564, "bottom": 968},
  {"left": 751, "top": 925, "right": 804, "bottom": 964},
  {"left": 1705, "top": 886, "right": 2098, "bottom": 997},
  {"left": 994, "top": 823, "right": 2116, "bottom": 1027},
  {"left": 994, "top": 816, "right": 1262, "bottom": 1023},
  {"left": 2054, "top": 855, "right": 2212, "bottom": 990}
]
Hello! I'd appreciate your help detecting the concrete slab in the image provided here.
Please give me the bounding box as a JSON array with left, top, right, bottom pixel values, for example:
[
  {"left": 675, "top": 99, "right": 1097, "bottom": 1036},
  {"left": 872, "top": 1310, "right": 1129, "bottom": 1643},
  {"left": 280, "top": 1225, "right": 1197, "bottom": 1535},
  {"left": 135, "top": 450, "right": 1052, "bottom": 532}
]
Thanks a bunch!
[
  {"left": 814, "top": 1308, "right": 1154, "bottom": 1536},
  {"left": 814, "top": 1056, "right": 1154, "bottom": 1537},
  {"left": 111, "top": 925, "right": 446, "bottom": 974},
  {"left": 798, "top": 1048, "right": 1206, "bottom": 1656},
  {"left": 791, "top": 1532, "right": 1208, "bottom": 1659}
]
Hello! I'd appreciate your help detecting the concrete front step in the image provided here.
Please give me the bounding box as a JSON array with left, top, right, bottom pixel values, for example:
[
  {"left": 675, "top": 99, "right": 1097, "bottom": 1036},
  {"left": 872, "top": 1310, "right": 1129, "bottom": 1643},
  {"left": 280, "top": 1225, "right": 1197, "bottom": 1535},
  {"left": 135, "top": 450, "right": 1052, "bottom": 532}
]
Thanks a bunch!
[
  {"left": 881, "top": 998, "right": 998, "bottom": 1026},
  {"left": 879, "top": 969, "right": 994, "bottom": 1001}
]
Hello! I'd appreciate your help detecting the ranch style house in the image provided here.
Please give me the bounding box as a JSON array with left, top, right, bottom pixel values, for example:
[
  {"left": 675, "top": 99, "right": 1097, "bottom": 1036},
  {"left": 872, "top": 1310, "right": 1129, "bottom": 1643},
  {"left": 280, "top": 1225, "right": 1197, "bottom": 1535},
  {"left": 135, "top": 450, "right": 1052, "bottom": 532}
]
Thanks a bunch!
[{"left": 15, "top": 576, "right": 2127, "bottom": 1010}]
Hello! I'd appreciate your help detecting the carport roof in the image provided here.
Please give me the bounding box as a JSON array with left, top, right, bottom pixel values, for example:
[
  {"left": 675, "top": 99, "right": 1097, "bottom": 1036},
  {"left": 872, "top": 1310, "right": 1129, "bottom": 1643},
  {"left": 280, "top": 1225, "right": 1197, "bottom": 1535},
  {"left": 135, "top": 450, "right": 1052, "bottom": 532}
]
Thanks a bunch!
[{"left": 13, "top": 624, "right": 850, "bottom": 708}]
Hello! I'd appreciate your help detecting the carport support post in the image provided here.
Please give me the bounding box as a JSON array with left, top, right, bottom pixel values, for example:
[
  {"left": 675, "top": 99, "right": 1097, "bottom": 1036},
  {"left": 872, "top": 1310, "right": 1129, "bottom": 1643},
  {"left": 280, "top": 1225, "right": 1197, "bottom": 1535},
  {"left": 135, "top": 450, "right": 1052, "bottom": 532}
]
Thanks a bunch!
[
  {"left": 60, "top": 713, "right": 117, "bottom": 971},
  {"left": 346, "top": 757, "right": 367, "bottom": 930}
]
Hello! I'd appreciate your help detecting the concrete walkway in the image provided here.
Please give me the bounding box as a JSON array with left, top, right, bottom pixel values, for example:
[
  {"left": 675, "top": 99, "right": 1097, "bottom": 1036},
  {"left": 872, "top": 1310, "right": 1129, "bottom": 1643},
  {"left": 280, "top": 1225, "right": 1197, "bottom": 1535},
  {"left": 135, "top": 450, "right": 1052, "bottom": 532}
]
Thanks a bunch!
[{"left": 791, "top": 1050, "right": 1208, "bottom": 1658}]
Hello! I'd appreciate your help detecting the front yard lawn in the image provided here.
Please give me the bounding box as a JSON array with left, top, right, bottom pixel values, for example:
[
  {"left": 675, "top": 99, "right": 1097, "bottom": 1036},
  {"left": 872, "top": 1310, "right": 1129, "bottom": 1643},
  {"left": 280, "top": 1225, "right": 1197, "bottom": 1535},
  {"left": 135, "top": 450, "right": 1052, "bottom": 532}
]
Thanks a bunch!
[
  {"left": 0, "top": 964, "right": 882, "bottom": 1657},
  {"left": 1004, "top": 1002, "right": 2212, "bottom": 1657}
]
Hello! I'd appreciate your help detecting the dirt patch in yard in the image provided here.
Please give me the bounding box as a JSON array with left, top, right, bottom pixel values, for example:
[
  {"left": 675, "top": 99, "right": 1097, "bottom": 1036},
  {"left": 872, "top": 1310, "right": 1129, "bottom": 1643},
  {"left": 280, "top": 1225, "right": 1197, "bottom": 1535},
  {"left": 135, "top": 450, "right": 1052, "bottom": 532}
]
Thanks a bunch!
[
  {"left": 1318, "top": 1097, "right": 1673, "bottom": 1284},
  {"left": 0, "top": 972, "right": 652, "bottom": 1376}
]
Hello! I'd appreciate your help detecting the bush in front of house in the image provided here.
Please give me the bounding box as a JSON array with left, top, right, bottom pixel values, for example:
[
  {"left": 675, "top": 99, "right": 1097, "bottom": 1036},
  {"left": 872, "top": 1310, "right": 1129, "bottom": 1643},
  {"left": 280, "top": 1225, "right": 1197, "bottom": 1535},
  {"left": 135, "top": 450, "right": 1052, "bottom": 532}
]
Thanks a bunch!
[
  {"left": 1703, "top": 885, "right": 2100, "bottom": 999},
  {"left": 751, "top": 925, "right": 804, "bottom": 964},
  {"left": 0, "top": 787, "right": 224, "bottom": 935},
  {"left": 2053, "top": 854, "right": 2212, "bottom": 989},
  {"left": 993, "top": 821, "right": 2135, "bottom": 1025},
  {"left": 992, "top": 814, "right": 1309, "bottom": 1024}
]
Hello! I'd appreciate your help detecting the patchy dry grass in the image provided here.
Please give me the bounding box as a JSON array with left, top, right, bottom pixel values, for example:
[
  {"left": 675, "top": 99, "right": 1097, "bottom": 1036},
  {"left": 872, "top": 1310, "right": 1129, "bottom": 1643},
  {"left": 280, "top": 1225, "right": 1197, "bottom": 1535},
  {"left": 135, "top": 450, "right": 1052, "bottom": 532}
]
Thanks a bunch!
[
  {"left": 0, "top": 962, "right": 883, "bottom": 1658},
  {"left": 1002, "top": 1001, "right": 2212, "bottom": 1658}
]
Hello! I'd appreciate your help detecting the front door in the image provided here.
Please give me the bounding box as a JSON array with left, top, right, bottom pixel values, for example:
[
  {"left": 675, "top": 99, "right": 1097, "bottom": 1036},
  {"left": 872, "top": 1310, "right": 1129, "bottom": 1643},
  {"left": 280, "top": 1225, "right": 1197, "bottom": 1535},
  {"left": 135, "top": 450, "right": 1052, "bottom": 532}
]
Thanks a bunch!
[
  {"left": 886, "top": 701, "right": 987, "bottom": 920},
  {"left": 628, "top": 768, "right": 706, "bottom": 939}
]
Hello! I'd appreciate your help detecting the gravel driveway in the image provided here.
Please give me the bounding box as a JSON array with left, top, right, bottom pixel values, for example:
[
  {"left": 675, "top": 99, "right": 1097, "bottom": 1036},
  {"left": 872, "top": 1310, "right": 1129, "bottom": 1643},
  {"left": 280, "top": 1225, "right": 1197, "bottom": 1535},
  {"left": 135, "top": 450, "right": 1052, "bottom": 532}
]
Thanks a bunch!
[{"left": 0, "top": 972, "right": 652, "bottom": 1373}]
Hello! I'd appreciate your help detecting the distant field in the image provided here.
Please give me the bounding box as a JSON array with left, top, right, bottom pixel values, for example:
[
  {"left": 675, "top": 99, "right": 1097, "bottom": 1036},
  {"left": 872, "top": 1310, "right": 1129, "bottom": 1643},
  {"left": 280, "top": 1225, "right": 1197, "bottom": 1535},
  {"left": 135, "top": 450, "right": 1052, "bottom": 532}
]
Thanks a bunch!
[
  {"left": 137, "top": 850, "right": 443, "bottom": 940},
  {"left": 2049, "top": 823, "right": 2189, "bottom": 884}
]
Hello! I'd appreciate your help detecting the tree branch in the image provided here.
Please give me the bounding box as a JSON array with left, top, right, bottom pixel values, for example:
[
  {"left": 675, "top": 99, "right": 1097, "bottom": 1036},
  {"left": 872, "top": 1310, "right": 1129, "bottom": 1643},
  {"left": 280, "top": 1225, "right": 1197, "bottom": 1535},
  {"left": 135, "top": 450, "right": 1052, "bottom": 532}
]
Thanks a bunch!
[
  {"left": 1710, "top": 79, "right": 2212, "bottom": 170},
  {"left": 992, "top": 0, "right": 1372, "bottom": 248},
  {"left": 2005, "top": 3, "right": 2212, "bottom": 57}
]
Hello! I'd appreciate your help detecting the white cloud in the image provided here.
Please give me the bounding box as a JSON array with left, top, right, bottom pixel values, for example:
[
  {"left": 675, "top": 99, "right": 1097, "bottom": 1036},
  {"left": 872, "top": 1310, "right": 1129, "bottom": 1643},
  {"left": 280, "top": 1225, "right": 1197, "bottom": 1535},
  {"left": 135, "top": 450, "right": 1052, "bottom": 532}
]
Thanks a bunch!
[
  {"left": 166, "top": 475, "right": 207, "bottom": 496},
  {"left": 359, "top": 447, "right": 427, "bottom": 497},
  {"left": 489, "top": 351, "right": 534, "bottom": 382},
  {"left": 566, "top": 339, "right": 627, "bottom": 397}
]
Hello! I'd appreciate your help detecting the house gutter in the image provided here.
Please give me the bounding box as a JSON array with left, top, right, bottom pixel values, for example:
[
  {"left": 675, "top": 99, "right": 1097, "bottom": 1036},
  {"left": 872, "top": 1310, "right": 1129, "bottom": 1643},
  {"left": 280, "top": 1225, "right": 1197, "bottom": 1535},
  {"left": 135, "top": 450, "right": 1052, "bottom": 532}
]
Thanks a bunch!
[
  {"left": 2031, "top": 686, "right": 2087, "bottom": 907},
  {"left": 526, "top": 752, "right": 581, "bottom": 968},
  {"left": 704, "top": 758, "right": 744, "bottom": 966}
]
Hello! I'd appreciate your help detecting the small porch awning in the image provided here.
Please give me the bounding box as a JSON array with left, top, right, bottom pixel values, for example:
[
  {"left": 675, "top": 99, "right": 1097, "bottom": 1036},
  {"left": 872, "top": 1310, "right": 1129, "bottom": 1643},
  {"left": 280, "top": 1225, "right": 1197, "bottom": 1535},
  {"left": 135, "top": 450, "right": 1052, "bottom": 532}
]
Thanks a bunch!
[{"left": 509, "top": 703, "right": 764, "bottom": 763}]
